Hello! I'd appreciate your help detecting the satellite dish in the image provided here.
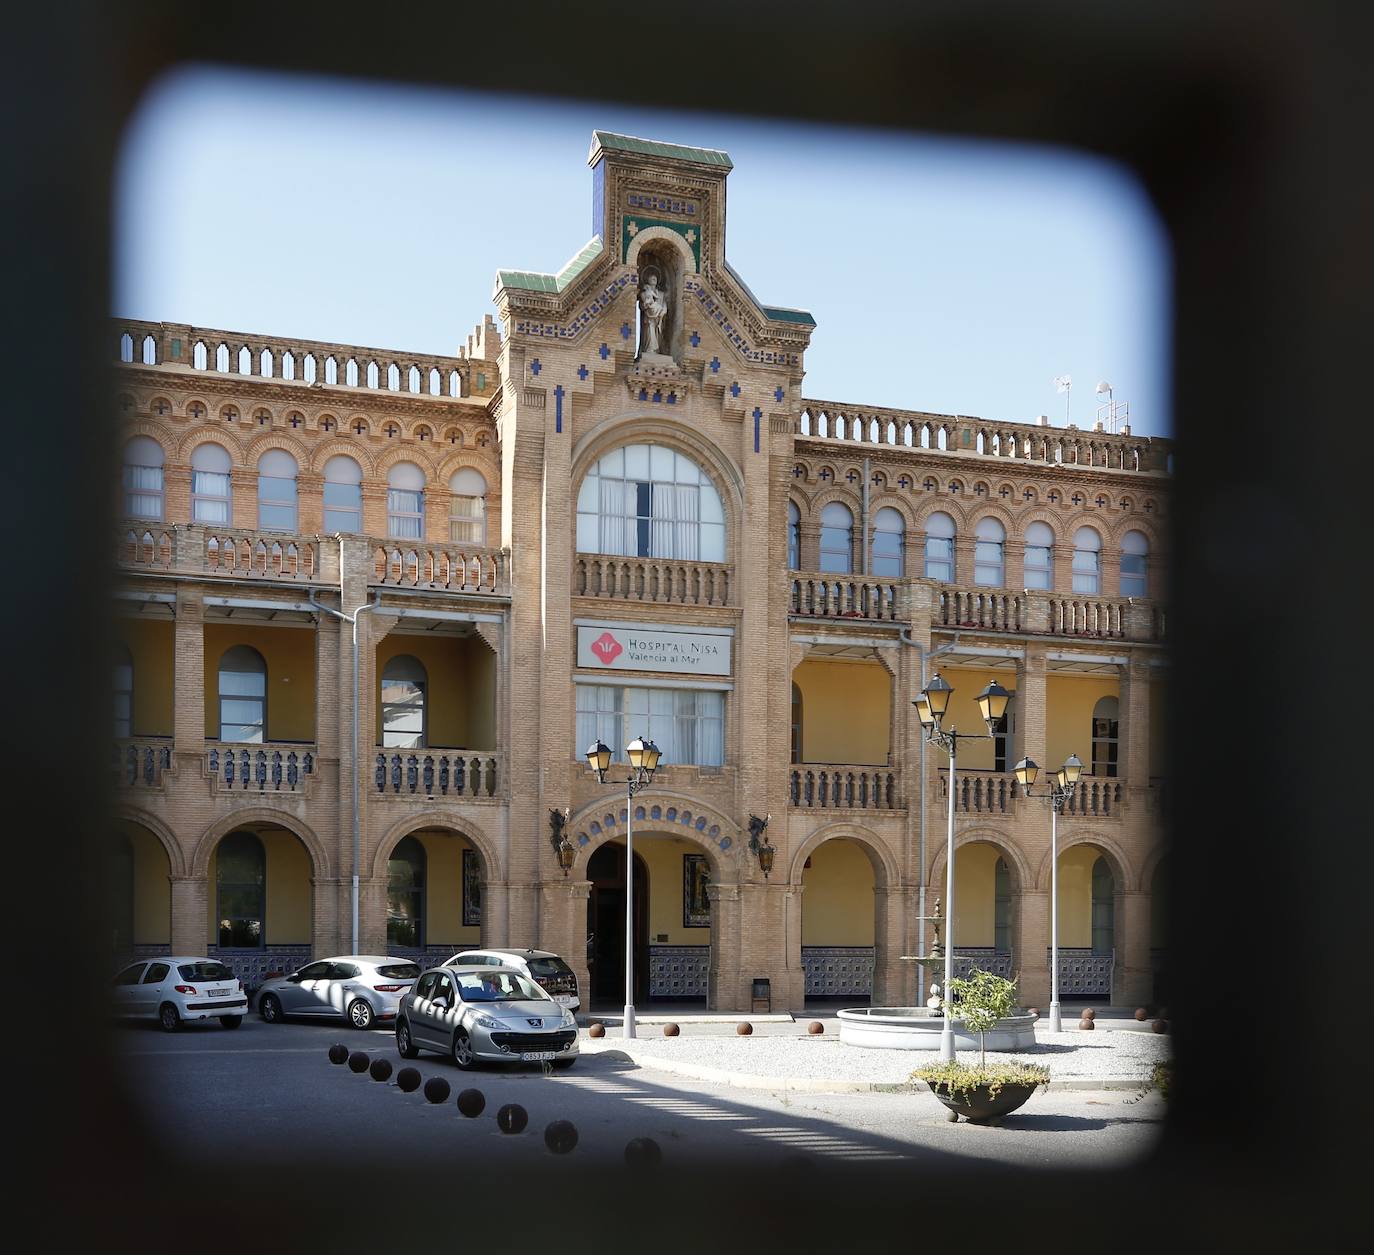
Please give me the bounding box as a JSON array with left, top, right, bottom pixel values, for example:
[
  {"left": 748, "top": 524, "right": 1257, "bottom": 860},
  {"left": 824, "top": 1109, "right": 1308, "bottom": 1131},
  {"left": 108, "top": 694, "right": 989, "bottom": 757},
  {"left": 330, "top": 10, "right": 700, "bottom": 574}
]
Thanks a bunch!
[{"left": 1095, "top": 380, "right": 1112, "bottom": 395}]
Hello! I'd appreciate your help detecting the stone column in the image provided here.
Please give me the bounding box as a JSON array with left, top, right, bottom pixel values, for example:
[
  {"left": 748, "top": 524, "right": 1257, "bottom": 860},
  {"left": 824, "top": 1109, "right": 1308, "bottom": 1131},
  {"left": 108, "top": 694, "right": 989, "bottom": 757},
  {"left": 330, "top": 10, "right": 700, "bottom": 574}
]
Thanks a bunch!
[
  {"left": 1015, "top": 643, "right": 1048, "bottom": 770},
  {"left": 170, "top": 875, "right": 208, "bottom": 955},
  {"left": 1116, "top": 888, "right": 1152, "bottom": 1006},
  {"left": 173, "top": 588, "right": 206, "bottom": 755},
  {"left": 1013, "top": 886, "right": 1050, "bottom": 1009},
  {"left": 1119, "top": 656, "right": 1151, "bottom": 791},
  {"left": 780, "top": 881, "right": 806, "bottom": 1010},
  {"left": 707, "top": 881, "right": 743, "bottom": 1011}
]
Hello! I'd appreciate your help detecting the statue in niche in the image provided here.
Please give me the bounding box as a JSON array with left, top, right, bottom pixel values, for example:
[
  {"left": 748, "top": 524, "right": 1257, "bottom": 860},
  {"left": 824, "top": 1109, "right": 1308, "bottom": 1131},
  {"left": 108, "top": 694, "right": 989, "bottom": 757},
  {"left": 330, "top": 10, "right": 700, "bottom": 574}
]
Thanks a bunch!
[{"left": 637, "top": 263, "right": 670, "bottom": 360}]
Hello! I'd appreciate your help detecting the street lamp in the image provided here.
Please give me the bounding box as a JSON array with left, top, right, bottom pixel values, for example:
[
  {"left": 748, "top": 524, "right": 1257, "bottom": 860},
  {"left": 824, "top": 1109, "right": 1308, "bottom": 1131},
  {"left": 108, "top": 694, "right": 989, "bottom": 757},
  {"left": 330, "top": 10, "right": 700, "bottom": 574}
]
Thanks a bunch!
[
  {"left": 747, "top": 813, "right": 775, "bottom": 878},
  {"left": 584, "top": 734, "right": 662, "bottom": 1038},
  {"left": 1014, "top": 753, "right": 1082, "bottom": 1032},
  {"left": 913, "top": 674, "right": 1013, "bottom": 1061}
]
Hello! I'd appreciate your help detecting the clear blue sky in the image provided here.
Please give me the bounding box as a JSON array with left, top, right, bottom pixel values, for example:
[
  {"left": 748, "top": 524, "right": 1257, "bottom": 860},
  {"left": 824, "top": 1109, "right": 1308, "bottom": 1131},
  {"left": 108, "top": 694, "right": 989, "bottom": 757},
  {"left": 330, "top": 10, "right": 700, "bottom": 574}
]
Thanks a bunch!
[{"left": 115, "top": 66, "right": 1171, "bottom": 436}]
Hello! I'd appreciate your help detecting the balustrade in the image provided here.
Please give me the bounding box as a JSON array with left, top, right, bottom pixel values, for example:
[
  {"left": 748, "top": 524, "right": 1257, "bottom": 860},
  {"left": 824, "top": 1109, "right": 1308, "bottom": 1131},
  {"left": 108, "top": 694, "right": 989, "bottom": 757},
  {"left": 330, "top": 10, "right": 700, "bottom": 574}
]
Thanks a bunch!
[
  {"left": 938, "top": 769, "right": 1017, "bottom": 815},
  {"left": 371, "top": 545, "right": 507, "bottom": 595},
  {"left": 207, "top": 744, "right": 315, "bottom": 792},
  {"left": 374, "top": 751, "right": 502, "bottom": 799},
  {"left": 1061, "top": 777, "right": 1124, "bottom": 816},
  {"left": 938, "top": 588, "right": 1026, "bottom": 631},
  {"left": 574, "top": 554, "right": 733, "bottom": 606},
  {"left": 204, "top": 530, "right": 320, "bottom": 580},
  {"left": 1047, "top": 596, "right": 1127, "bottom": 638},
  {"left": 789, "top": 574, "right": 904, "bottom": 621},
  {"left": 789, "top": 765, "right": 901, "bottom": 810},
  {"left": 113, "top": 739, "right": 172, "bottom": 788}
]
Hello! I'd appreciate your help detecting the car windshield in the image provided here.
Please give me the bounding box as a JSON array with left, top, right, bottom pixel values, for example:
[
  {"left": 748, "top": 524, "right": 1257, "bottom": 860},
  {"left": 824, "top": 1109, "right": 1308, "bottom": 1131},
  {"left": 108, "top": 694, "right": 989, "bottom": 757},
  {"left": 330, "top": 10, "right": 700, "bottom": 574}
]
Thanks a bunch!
[
  {"left": 527, "top": 957, "right": 573, "bottom": 979},
  {"left": 376, "top": 963, "right": 420, "bottom": 980},
  {"left": 455, "top": 971, "right": 548, "bottom": 1002},
  {"left": 178, "top": 961, "right": 234, "bottom": 982}
]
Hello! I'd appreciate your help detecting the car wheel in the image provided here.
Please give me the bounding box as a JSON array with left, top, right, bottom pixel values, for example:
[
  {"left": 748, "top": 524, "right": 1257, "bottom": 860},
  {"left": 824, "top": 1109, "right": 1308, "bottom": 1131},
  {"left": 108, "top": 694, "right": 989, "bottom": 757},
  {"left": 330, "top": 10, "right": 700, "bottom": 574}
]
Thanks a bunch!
[
  {"left": 158, "top": 1003, "right": 181, "bottom": 1033},
  {"left": 348, "top": 998, "right": 376, "bottom": 1031},
  {"left": 552, "top": 1058, "right": 577, "bottom": 1071},
  {"left": 451, "top": 1029, "right": 476, "bottom": 1070},
  {"left": 259, "top": 993, "right": 283, "bottom": 1023},
  {"left": 396, "top": 1019, "right": 420, "bottom": 1059},
  {"left": 219, "top": 1015, "right": 243, "bottom": 1030}
]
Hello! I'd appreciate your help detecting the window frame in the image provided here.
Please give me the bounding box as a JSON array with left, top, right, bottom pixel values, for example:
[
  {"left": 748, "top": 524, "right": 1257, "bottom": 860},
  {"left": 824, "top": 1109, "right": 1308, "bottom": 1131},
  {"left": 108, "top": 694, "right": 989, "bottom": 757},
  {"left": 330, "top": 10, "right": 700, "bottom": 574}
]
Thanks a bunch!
[
  {"left": 217, "top": 644, "right": 267, "bottom": 744},
  {"left": 322, "top": 454, "right": 363, "bottom": 534},
  {"left": 575, "top": 682, "right": 726, "bottom": 768},
  {"left": 215, "top": 830, "right": 266, "bottom": 950},
  {"left": 818, "top": 501, "right": 854, "bottom": 574},
  {"left": 380, "top": 654, "right": 427, "bottom": 749}
]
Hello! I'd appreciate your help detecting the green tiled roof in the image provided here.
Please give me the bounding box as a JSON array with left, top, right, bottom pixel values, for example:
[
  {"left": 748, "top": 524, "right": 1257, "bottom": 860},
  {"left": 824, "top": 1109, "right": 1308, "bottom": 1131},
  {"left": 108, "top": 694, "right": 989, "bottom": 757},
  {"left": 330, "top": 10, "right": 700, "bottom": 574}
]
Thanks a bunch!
[
  {"left": 589, "top": 131, "right": 733, "bottom": 171},
  {"left": 495, "top": 237, "right": 604, "bottom": 297},
  {"left": 762, "top": 305, "right": 817, "bottom": 327}
]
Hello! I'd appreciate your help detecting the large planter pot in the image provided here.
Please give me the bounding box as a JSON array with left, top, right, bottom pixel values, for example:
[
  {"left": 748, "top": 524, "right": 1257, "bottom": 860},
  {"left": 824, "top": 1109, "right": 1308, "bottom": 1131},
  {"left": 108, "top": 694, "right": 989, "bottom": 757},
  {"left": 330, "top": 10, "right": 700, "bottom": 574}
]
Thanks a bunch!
[{"left": 927, "top": 1080, "right": 1041, "bottom": 1124}]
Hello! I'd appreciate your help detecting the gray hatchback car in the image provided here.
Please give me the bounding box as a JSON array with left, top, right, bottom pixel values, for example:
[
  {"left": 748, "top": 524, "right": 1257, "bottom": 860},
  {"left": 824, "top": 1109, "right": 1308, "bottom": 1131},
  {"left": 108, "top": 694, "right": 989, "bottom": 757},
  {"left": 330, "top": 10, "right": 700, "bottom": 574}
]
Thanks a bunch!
[{"left": 395, "top": 965, "right": 580, "bottom": 1070}]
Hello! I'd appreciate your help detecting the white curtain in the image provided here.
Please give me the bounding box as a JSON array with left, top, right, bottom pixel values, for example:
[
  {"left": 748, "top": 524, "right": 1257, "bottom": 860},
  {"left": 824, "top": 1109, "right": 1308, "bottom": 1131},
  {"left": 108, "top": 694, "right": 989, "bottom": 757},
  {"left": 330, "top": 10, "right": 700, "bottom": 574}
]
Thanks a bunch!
[{"left": 600, "top": 479, "right": 636, "bottom": 557}]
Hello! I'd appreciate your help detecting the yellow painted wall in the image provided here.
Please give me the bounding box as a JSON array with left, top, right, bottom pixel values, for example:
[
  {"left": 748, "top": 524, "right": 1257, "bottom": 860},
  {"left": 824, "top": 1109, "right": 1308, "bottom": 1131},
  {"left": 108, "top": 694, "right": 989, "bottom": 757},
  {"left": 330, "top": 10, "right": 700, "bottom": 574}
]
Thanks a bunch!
[
  {"left": 1149, "top": 678, "right": 1167, "bottom": 778},
  {"left": 1056, "top": 845, "right": 1106, "bottom": 948},
  {"left": 952, "top": 842, "right": 1000, "bottom": 947},
  {"left": 206, "top": 828, "right": 312, "bottom": 946},
  {"left": 793, "top": 659, "right": 890, "bottom": 765},
  {"left": 120, "top": 821, "right": 171, "bottom": 944},
  {"left": 203, "top": 624, "right": 317, "bottom": 742},
  {"left": 932, "top": 667, "right": 1018, "bottom": 771},
  {"left": 801, "top": 839, "right": 875, "bottom": 945},
  {"left": 1045, "top": 674, "right": 1119, "bottom": 775},
  {"left": 635, "top": 835, "right": 711, "bottom": 945},
  {"left": 115, "top": 617, "right": 174, "bottom": 737},
  {"left": 411, "top": 830, "right": 480, "bottom": 946},
  {"left": 376, "top": 632, "right": 496, "bottom": 749}
]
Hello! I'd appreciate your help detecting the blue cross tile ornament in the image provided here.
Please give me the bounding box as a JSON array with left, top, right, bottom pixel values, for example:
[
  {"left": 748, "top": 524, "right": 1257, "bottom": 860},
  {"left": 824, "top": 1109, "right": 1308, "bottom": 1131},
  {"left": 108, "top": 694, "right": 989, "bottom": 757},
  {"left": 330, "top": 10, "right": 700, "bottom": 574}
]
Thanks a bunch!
[
  {"left": 599, "top": 343, "right": 610, "bottom": 360},
  {"left": 530, "top": 358, "right": 541, "bottom": 376},
  {"left": 730, "top": 382, "right": 741, "bottom": 398},
  {"left": 620, "top": 323, "right": 632, "bottom": 340},
  {"left": 774, "top": 386, "right": 785, "bottom": 403},
  {"left": 752, "top": 406, "right": 762, "bottom": 453},
  {"left": 652, "top": 389, "right": 663, "bottom": 403},
  {"left": 709, "top": 357, "right": 720, "bottom": 374},
  {"left": 577, "top": 364, "right": 589, "bottom": 381},
  {"left": 689, "top": 331, "right": 700, "bottom": 347},
  {"left": 666, "top": 392, "right": 677, "bottom": 405},
  {"left": 639, "top": 388, "right": 648, "bottom": 402}
]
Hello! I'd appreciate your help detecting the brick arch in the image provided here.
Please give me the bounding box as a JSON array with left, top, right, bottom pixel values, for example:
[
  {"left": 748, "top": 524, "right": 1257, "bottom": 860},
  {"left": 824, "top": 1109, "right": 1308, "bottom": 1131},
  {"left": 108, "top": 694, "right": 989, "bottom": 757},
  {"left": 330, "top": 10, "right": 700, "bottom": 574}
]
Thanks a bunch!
[
  {"left": 435, "top": 450, "right": 501, "bottom": 487},
  {"left": 624, "top": 226, "right": 699, "bottom": 275},
  {"left": 787, "top": 822, "right": 899, "bottom": 889},
  {"left": 174, "top": 426, "right": 246, "bottom": 465},
  {"left": 370, "top": 811, "right": 501, "bottom": 883},
  {"left": 1108, "top": 516, "right": 1164, "bottom": 550},
  {"left": 787, "top": 490, "right": 812, "bottom": 523},
  {"left": 119, "top": 423, "right": 171, "bottom": 454},
  {"left": 928, "top": 827, "right": 1034, "bottom": 896},
  {"left": 808, "top": 486, "right": 863, "bottom": 517},
  {"left": 867, "top": 491, "right": 919, "bottom": 529},
  {"left": 914, "top": 498, "right": 971, "bottom": 531},
  {"left": 304, "top": 439, "right": 377, "bottom": 478},
  {"left": 968, "top": 501, "right": 1017, "bottom": 534},
  {"left": 1013, "top": 506, "right": 1066, "bottom": 544},
  {"left": 190, "top": 809, "right": 330, "bottom": 880},
  {"left": 114, "top": 804, "right": 187, "bottom": 878},
  {"left": 566, "top": 791, "right": 741, "bottom": 882},
  {"left": 243, "top": 429, "right": 311, "bottom": 468},
  {"left": 1032, "top": 830, "right": 1136, "bottom": 893},
  {"left": 373, "top": 442, "right": 432, "bottom": 481}
]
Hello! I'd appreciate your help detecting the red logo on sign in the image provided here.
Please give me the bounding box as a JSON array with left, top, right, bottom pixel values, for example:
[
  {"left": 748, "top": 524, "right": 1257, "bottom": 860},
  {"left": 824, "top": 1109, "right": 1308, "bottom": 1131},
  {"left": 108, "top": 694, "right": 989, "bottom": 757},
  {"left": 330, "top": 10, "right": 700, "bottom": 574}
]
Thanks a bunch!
[{"left": 590, "top": 631, "right": 623, "bottom": 665}]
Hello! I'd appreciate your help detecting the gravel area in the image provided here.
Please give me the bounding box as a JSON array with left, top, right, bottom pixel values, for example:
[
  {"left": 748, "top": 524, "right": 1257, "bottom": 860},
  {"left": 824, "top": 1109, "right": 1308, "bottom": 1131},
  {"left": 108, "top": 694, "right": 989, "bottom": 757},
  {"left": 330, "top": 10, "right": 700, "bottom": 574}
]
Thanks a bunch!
[{"left": 583, "top": 1023, "right": 1171, "bottom": 1086}]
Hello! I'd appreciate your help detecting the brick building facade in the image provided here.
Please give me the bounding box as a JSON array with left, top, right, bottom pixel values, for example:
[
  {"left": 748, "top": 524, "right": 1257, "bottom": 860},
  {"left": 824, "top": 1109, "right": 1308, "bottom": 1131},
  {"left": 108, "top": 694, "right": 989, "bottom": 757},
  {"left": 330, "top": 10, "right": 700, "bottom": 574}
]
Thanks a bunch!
[{"left": 110, "top": 132, "right": 1170, "bottom": 1010}]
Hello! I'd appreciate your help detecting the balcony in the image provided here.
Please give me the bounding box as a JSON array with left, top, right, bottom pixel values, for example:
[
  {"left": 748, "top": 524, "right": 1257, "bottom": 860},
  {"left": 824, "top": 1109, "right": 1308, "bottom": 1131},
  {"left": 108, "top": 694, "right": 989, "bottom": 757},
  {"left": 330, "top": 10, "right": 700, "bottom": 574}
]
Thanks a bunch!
[
  {"left": 371, "top": 544, "right": 507, "bottom": 596},
  {"left": 788, "top": 574, "right": 907, "bottom": 622},
  {"left": 206, "top": 743, "right": 316, "bottom": 795},
  {"left": 113, "top": 738, "right": 173, "bottom": 790},
  {"left": 373, "top": 750, "right": 503, "bottom": 801},
  {"left": 789, "top": 764, "right": 902, "bottom": 811},
  {"left": 933, "top": 769, "right": 1126, "bottom": 817},
  {"left": 574, "top": 554, "right": 734, "bottom": 607}
]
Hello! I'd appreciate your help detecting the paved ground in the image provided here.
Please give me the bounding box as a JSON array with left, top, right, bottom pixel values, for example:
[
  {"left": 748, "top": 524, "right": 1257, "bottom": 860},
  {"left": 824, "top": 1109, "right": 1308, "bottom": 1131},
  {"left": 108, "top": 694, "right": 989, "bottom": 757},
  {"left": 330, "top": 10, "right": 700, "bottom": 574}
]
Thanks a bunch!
[{"left": 112, "top": 1014, "right": 1166, "bottom": 1172}]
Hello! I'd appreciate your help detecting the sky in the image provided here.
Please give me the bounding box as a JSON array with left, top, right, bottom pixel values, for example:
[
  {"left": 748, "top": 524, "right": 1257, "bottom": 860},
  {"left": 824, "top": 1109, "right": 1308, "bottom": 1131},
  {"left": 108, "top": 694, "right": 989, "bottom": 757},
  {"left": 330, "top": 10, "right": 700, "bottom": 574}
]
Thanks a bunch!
[{"left": 114, "top": 66, "right": 1171, "bottom": 437}]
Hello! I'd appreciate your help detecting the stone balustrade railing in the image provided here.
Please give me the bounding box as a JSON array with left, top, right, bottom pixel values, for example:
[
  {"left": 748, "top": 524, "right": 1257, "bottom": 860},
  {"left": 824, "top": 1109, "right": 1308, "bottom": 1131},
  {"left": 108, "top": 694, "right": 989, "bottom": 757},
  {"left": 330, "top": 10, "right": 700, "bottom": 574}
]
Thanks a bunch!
[
  {"left": 207, "top": 744, "right": 315, "bottom": 793},
  {"left": 574, "top": 555, "right": 734, "bottom": 606},
  {"left": 788, "top": 573, "right": 906, "bottom": 621},
  {"left": 371, "top": 545, "right": 507, "bottom": 595},
  {"left": 374, "top": 751, "right": 502, "bottom": 799},
  {"left": 937, "top": 588, "right": 1028, "bottom": 632},
  {"left": 797, "top": 398, "right": 1168, "bottom": 473},
  {"left": 938, "top": 769, "right": 1019, "bottom": 815},
  {"left": 113, "top": 739, "right": 172, "bottom": 788},
  {"left": 789, "top": 764, "right": 902, "bottom": 810},
  {"left": 1062, "top": 776, "right": 1125, "bottom": 817},
  {"left": 204, "top": 530, "right": 321, "bottom": 580}
]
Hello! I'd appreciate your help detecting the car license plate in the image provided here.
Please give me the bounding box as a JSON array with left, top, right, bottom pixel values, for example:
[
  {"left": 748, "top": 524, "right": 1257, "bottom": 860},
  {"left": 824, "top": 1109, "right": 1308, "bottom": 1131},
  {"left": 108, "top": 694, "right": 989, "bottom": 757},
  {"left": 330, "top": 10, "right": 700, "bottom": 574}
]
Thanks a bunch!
[
  {"left": 210, "top": 988, "right": 231, "bottom": 997},
  {"left": 555, "top": 995, "right": 574, "bottom": 1006},
  {"left": 521, "top": 1051, "right": 556, "bottom": 1062}
]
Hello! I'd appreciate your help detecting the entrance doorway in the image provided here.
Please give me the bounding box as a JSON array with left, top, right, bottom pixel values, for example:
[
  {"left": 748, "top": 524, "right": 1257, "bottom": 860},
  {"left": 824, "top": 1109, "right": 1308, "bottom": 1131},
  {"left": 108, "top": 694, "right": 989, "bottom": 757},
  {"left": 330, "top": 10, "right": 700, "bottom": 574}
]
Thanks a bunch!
[{"left": 586, "top": 842, "right": 647, "bottom": 1007}]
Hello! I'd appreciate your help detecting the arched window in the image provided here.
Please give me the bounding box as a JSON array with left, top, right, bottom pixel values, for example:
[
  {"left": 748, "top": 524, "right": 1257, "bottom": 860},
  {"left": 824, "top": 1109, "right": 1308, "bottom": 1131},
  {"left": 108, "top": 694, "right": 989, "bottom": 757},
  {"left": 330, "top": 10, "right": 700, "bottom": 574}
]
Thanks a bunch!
[
  {"left": 381, "top": 654, "right": 427, "bottom": 748},
  {"left": 387, "top": 835, "right": 426, "bottom": 949},
  {"left": 122, "top": 436, "right": 164, "bottom": 520},
  {"left": 448, "top": 467, "right": 487, "bottom": 544},
  {"left": 924, "top": 511, "right": 955, "bottom": 581},
  {"left": 322, "top": 455, "right": 363, "bottom": 533},
  {"left": 1091, "top": 696, "right": 1119, "bottom": 777},
  {"left": 872, "top": 507, "right": 905, "bottom": 578},
  {"left": 1023, "top": 521, "right": 1054, "bottom": 590},
  {"left": 994, "top": 857, "right": 1011, "bottom": 953},
  {"left": 218, "top": 645, "right": 267, "bottom": 743},
  {"left": 257, "top": 449, "right": 299, "bottom": 532},
  {"left": 1120, "top": 529, "right": 1149, "bottom": 597},
  {"left": 576, "top": 444, "right": 725, "bottom": 562},
  {"left": 190, "top": 442, "right": 231, "bottom": 524},
  {"left": 217, "top": 831, "right": 265, "bottom": 949},
  {"left": 974, "top": 516, "right": 1006, "bottom": 586},
  {"left": 114, "top": 643, "right": 133, "bottom": 737},
  {"left": 818, "top": 502, "right": 853, "bottom": 574},
  {"left": 1091, "top": 856, "right": 1115, "bottom": 954},
  {"left": 387, "top": 462, "right": 425, "bottom": 539},
  {"left": 787, "top": 501, "right": 800, "bottom": 570},
  {"left": 791, "top": 682, "right": 803, "bottom": 763},
  {"left": 1072, "top": 526, "right": 1102, "bottom": 594}
]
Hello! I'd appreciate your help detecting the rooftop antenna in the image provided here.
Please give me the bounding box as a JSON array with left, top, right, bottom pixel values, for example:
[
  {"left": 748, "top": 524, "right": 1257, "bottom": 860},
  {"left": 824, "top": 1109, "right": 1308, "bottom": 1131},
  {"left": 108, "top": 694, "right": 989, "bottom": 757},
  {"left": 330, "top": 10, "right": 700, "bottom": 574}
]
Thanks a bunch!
[
  {"left": 1054, "top": 374, "right": 1072, "bottom": 425},
  {"left": 1095, "top": 380, "right": 1128, "bottom": 433}
]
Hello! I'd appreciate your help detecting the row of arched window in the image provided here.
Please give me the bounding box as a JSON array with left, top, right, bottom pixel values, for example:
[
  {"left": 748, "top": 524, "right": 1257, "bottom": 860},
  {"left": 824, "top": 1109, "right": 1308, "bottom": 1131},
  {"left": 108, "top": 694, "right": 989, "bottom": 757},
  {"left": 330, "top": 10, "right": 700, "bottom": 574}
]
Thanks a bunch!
[
  {"left": 789, "top": 502, "right": 1150, "bottom": 597},
  {"left": 121, "top": 437, "right": 488, "bottom": 544}
]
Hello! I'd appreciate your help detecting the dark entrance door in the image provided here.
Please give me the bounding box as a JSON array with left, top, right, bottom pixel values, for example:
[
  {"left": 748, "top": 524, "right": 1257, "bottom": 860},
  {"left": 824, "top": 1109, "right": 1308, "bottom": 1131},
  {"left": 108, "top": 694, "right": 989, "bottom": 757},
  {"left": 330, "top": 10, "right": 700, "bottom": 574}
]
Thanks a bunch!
[{"left": 586, "top": 841, "right": 648, "bottom": 1006}]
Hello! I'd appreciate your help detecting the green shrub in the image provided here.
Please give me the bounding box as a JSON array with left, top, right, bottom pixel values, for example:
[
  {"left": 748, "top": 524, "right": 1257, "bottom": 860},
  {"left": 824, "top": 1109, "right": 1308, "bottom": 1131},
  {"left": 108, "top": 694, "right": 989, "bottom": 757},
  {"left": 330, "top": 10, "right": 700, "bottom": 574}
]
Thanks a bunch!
[
  {"left": 911, "top": 1058, "right": 1050, "bottom": 1102},
  {"left": 944, "top": 968, "right": 1019, "bottom": 1066}
]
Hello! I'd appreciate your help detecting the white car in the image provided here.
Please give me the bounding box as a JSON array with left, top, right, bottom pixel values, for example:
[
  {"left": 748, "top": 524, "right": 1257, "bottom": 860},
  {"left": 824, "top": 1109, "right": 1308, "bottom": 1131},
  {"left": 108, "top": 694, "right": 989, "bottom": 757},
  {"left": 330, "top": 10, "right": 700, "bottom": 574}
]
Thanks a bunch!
[
  {"left": 255, "top": 956, "right": 421, "bottom": 1030},
  {"left": 111, "top": 956, "right": 248, "bottom": 1032},
  {"left": 444, "top": 947, "right": 580, "bottom": 1011}
]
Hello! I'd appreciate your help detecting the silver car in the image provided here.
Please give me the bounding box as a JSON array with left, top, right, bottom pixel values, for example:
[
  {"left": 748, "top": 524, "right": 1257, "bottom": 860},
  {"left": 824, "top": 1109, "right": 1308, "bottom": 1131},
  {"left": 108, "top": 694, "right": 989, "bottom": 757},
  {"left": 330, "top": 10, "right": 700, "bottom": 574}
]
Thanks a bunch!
[
  {"left": 444, "top": 947, "right": 580, "bottom": 1011},
  {"left": 111, "top": 956, "right": 248, "bottom": 1032},
  {"left": 396, "top": 965, "right": 580, "bottom": 1070},
  {"left": 255, "top": 955, "right": 420, "bottom": 1030}
]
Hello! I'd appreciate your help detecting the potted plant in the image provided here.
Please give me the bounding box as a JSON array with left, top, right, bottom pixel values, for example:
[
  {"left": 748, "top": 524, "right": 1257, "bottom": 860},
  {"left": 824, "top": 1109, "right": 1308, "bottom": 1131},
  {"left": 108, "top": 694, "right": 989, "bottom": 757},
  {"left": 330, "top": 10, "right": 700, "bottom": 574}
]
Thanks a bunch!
[{"left": 911, "top": 968, "right": 1049, "bottom": 1123}]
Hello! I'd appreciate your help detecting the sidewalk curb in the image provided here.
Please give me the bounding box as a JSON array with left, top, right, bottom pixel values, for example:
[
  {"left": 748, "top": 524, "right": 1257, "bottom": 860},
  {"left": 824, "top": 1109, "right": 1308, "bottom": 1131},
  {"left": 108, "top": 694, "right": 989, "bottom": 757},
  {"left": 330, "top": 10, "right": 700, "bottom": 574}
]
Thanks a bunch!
[{"left": 581, "top": 1044, "right": 1149, "bottom": 1094}]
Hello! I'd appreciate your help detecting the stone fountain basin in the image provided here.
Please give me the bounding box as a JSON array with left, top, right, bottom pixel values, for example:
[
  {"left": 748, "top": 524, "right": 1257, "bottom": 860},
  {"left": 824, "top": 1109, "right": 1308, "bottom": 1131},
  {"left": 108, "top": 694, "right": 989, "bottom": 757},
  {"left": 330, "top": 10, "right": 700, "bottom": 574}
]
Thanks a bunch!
[{"left": 837, "top": 1007, "right": 1038, "bottom": 1050}]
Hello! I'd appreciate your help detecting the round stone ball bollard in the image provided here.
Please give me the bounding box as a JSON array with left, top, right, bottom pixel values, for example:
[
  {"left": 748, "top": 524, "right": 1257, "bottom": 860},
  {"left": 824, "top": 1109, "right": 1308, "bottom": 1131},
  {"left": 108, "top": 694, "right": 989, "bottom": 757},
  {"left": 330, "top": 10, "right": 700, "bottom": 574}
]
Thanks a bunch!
[
  {"left": 624, "top": 1137, "right": 663, "bottom": 1169},
  {"left": 544, "top": 1120, "right": 579, "bottom": 1155},
  {"left": 497, "top": 1103, "right": 529, "bottom": 1135},
  {"left": 807, "top": 1021, "right": 825, "bottom": 1035},
  {"left": 588, "top": 1022, "right": 605, "bottom": 1039},
  {"left": 1078, "top": 1017, "right": 1095, "bottom": 1031},
  {"left": 456, "top": 1088, "right": 486, "bottom": 1118},
  {"left": 348, "top": 1051, "right": 370, "bottom": 1073},
  {"left": 1152, "top": 1019, "right": 1169, "bottom": 1034},
  {"left": 736, "top": 1022, "right": 753, "bottom": 1036},
  {"left": 1081, "top": 1008, "right": 1096, "bottom": 1020},
  {"left": 663, "top": 1023, "right": 680, "bottom": 1037},
  {"left": 396, "top": 1067, "right": 422, "bottom": 1093},
  {"left": 1135, "top": 1007, "right": 1149, "bottom": 1021},
  {"left": 424, "top": 1077, "right": 451, "bottom": 1104},
  {"left": 1027, "top": 1008, "right": 1039, "bottom": 1019},
  {"left": 328, "top": 1043, "right": 350, "bottom": 1065},
  {"left": 369, "top": 1058, "right": 393, "bottom": 1083}
]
